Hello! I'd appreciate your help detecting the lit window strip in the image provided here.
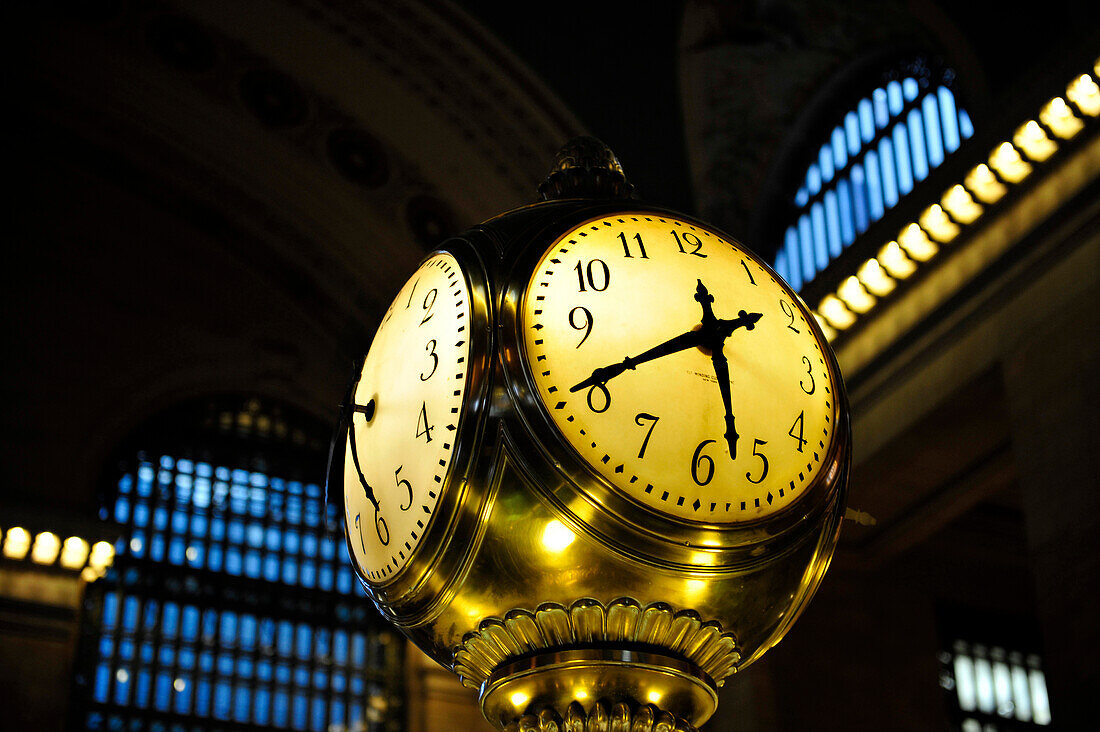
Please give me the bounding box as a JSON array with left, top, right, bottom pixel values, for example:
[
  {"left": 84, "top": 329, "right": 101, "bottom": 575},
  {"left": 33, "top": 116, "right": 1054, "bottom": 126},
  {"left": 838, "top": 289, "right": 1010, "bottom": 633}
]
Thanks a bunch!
[
  {"left": 1, "top": 525, "right": 115, "bottom": 582},
  {"left": 944, "top": 640, "right": 1052, "bottom": 727},
  {"left": 811, "top": 63, "right": 1099, "bottom": 337},
  {"left": 776, "top": 76, "right": 975, "bottom": 289}
]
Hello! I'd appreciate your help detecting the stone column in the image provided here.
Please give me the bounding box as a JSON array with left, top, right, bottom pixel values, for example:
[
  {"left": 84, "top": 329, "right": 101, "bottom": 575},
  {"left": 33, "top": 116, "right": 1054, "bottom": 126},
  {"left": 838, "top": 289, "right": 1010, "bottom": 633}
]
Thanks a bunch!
[{"left": 1003, "top": 280, "right": 1100, "bottom": 728}]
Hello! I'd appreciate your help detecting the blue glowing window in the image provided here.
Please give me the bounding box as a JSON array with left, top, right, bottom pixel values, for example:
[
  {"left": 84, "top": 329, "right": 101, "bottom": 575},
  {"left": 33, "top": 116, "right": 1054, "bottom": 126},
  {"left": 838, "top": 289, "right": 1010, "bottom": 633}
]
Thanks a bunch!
[
  {"left": 774, "top": 71, "right": 973, "bottom": 291},
  {"left": 81, "top": 398, "right": 404, "bottom": 732}
]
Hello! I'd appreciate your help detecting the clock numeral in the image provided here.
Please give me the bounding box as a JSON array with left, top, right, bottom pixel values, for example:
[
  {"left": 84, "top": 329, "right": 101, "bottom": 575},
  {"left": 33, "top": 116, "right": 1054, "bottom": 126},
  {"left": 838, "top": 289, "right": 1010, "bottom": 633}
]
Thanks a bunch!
[
  {"left": 740, "top": 259, "right": 756, "bottom": 285},
  {"left": 617, "top": 231, "right": 648, "bottom": 259},
  {"left": 354, "top": 513, "right": 366, "bottom": 553},
  {"left": 800, "top": 355, "right": 815, "bottom": 395},
  {"left": 374, "top": 507, "right": 390, "bottom": 546},
  {"left": 394, "top": 465, "right": 413, "bottom": 511},
  {"left": 634, "top": 412, "right": 660, "bottom": 458},
  {"left": 568, "top": 306, "right": 593, "bottom": 348},
  {"left": 672, "top": 230, "right": 707, "bottom": 258},
  {"left": 419, "top": 288, "right": 438, "bottom": 326},
  {"left": 574, "top": 259, "right": 610, "bottom": 292},
  {"left": 584, "top": 383, "right": 611, "bottom": 413},
  {"left": 421, "top": 339, "right": 439, "bottom": 381},
  {"left": 416, "top": 402, "right": 434, "bottom": 442},
  {"left": 780, "top": 299, "right": 800, "bottom": 333},
  {"left": 789, "top": 411, "right": 807, "bottom": 453},
  {"left": 746, "top": 439, "right": 769, "bottom": 484},
  {"left": 691, "top": 439, "right": 716, "bottom": 486},
  {"left": 405, "top": 278, "right": 419, "bottom": 309}
]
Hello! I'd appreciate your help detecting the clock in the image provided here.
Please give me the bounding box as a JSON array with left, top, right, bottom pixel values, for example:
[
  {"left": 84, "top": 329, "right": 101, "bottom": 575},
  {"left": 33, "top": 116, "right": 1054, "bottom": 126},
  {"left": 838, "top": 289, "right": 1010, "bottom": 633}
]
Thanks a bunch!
[
  {"left": 326, "top": 138, "right": 850, "bottom": 730},
  {"left": 340, "top": 251, "right": 474, "bottom": 583},
  {"left": 519, "top": 212, "right": 838, "bottom": 527}
]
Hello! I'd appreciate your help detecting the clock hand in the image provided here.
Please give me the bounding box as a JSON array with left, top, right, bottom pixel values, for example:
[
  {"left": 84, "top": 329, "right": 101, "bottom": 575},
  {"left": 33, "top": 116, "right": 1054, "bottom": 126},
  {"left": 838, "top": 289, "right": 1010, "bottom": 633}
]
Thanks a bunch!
[
  {"left": 710, "top": 344, "right": 739, "bottom": 459},
  {"left": 716, "top": 309, "right": 763, "bottom": 337},
  {"left": 569, "top": 328, "right": 707, "bottom": 393},
  {"left": 694, "top": 281, "right": 760, "bottom": 459},
  {"left": 347, "top": 405, "right": 381, "bottom": 510}
]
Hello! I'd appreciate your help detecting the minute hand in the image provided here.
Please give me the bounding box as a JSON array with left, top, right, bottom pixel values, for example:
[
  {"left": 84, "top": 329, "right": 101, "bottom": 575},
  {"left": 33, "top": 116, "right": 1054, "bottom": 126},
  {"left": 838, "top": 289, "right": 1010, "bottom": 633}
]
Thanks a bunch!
[{"left": 569, "top": 328, "right": 706, "bottom": 393}]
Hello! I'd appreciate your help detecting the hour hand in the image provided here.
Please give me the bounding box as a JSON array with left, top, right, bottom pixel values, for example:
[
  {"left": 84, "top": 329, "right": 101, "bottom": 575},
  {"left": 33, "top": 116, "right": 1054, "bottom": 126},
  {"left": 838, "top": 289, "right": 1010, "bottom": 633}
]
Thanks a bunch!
[
  {"left": 569, "top": 329, "right": 705, "bottom": 393},
  {"left": 347, "top": 408, "right": 380, "bottom": 509}
]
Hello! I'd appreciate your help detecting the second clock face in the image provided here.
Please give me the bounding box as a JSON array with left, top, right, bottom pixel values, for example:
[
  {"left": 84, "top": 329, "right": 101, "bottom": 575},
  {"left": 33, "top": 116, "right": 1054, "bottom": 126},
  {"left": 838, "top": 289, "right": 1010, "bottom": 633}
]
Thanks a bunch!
[
  {"left": 521, "top": 213, "right": 838, "bottom": 525},
  {"left": 344, "top": 252, "right": 472, "bottom": 583}
]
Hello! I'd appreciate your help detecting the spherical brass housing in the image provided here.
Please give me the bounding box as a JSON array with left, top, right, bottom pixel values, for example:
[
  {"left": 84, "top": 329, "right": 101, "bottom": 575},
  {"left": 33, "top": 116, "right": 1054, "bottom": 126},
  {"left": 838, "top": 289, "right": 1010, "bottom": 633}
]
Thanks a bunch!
[{"left": 330, "top": 198, "right": 850, "bottom": 729}]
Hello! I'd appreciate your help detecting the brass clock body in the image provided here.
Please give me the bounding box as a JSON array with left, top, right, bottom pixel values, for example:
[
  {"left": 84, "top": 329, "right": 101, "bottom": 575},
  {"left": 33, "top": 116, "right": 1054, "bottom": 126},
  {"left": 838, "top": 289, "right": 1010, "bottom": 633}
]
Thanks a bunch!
[{"left": 332, "top": 187, "right": 849, "bottom": 729}]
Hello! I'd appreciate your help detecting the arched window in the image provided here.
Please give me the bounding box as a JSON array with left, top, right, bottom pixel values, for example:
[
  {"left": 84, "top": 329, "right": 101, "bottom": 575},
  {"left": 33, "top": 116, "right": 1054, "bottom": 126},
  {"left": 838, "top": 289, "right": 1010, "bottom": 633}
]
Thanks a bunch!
[
  {"left": 72, "top": 397, "right": 404, "bottom": 731},
  {"left": 774, "top": 64, "right": 974, "bottom": 292}
]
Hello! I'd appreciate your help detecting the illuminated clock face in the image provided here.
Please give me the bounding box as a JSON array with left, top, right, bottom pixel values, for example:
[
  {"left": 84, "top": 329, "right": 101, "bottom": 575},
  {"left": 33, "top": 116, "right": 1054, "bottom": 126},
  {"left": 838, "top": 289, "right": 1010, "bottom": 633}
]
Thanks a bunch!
[
  {"left": 344, "top": 252, "right": 472, "bottom": 582},
  {"left": 521, "top": 213, "right": 838, "bottom": 524}
]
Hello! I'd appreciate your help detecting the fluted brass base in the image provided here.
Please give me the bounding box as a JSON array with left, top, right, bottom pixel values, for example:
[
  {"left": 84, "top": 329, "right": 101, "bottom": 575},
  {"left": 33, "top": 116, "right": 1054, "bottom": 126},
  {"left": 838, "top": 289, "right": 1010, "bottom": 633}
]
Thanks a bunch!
[{"left": 480, "top": 648, "right": 716, "bottom": 731}]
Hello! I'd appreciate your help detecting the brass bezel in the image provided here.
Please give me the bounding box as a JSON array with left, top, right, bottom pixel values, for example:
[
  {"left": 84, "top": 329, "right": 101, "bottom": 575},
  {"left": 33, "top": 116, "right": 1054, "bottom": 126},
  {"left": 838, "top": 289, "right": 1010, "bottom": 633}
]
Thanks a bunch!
[
  {"left": 498, "top": 204, "right": 850, "bottom": 570},
  {"left": 331, "top": 240, "right": 496, "bottom": 623}
]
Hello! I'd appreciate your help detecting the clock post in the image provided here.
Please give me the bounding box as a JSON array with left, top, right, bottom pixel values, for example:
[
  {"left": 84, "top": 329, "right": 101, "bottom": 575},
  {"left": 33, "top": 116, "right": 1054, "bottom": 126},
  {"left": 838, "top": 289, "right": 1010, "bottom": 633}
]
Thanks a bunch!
[{"left": 330, "top": 137, "right": 850, "bottom": 730}]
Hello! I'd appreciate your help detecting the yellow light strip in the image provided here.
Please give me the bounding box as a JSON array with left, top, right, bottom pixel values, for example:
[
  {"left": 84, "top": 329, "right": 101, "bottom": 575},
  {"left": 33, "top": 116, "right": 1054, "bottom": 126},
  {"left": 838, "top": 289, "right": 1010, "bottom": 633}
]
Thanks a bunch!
[
  {"left": 818, "top": 294, "right": 856, "bottom": 330},
  {"left": 898, "top": 223, "right": 939, "bottom": 261},
  {"left": 877, "top": 241, "right": 917, "bottom": 279},
  {"left": 857, "top": 258, "right": 896, "bottom": 296},
  {"left": 1013, "top": 120, "right": 1058, "bottom": 162},
  {"left": 1, "top": 525, "right": 115, "bottom": 580},
  {"left": 837, "top": 276, "right": 875, "bottom": 313},
  {"left": 920, "top": 204, "right": 960, "bottom": 243},
  {"left": 60, "top": 536, "right": 90, "bottom": 570},
  {"left": 31, "top": 532, "right": 61, "bottom": 565},
  {"left": 1067, "top": 74, "right": 1100, "bottom": 117},
  {"left": 989, "top": 142, "right": 1032, "bottom": 183},
  {"left": 812, "top": 62, "right": 1098, "bottom": 342},
  {"left": 1040, "top": 98, "right": 1084, "bottom": 140},
  {"left": 941, "top": 185, "right": 983, "bottom": 225},
  {"left": 3, "top": 527, "right": 31, "bottom": 560},
  {"left": 964, "top": 163, "right": 1007, "bottom": 204}
]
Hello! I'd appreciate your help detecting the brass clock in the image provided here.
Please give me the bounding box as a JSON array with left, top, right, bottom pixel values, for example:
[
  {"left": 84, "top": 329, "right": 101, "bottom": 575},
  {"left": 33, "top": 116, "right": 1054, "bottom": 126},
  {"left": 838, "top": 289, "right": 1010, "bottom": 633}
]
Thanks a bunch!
[
  {"left": 520, "top": 213, "right": 836, "bottom": 526},
  {"left": 330, "top": 138, "right": 849, "bottom": 731}
]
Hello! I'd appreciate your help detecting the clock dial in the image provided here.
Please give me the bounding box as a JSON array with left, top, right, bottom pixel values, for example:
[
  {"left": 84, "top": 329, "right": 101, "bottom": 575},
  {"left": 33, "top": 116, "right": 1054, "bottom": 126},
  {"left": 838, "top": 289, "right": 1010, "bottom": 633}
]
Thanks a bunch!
[
  {"left": 522, "top": 213, "right": 837, "bottom": 524},
  {"left": 344, "top": 252, "right": 472, "bottom": 582}
]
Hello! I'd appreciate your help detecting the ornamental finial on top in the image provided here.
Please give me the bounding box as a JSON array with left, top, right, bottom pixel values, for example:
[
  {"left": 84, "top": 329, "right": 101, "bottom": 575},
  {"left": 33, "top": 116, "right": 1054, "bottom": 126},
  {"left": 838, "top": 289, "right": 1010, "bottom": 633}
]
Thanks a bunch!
[{"left": 538, "top": 136, "right": 637, "bottom": 201}]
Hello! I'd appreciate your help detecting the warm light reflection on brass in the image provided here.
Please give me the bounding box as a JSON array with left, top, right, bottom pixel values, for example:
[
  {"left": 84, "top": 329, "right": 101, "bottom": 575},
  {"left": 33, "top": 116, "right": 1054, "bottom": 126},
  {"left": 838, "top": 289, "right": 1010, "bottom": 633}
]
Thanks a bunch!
[
  {"left": 1067, "top": 74, "right": 1100, "bottom": 116},
  {"left": 965, "top": 164, "right": 1007, "bottom": 204},
  {"left": 1014, "top": 120, "right": 1058, "bottom": 162},
  {"left": 541, "top": 520, "right": 576, "bottom": 552}
]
